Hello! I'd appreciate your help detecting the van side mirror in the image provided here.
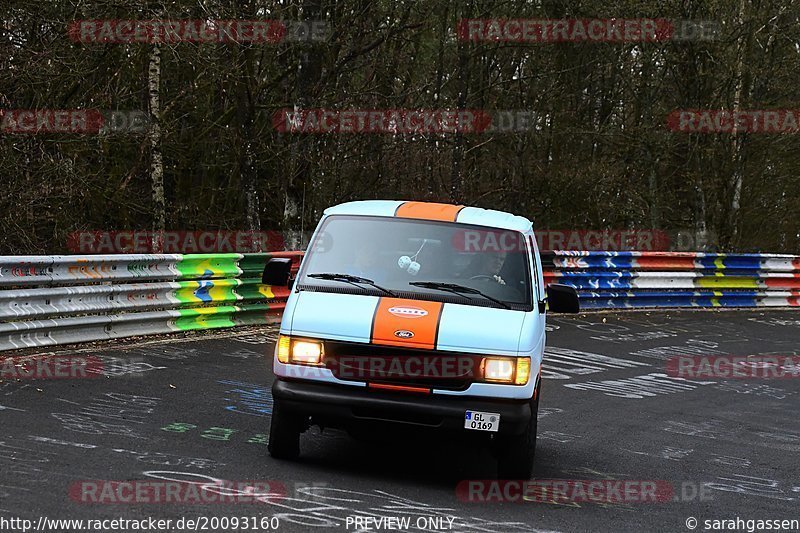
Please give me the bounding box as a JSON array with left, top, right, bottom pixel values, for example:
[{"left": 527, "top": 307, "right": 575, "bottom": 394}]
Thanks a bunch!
[
  {"left": 262, "top": 258, "right": 292, "bottom": 286},
  {"left": 545, "top": 284, "right": 580, "bottom": 313}
]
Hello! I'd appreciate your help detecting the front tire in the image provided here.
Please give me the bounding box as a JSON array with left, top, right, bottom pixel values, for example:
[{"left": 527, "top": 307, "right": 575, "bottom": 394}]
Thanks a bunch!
[
  {"left": 268, "top": 400, "right": 302, "bottom": 460},
  {"left": 496, "top": 380, "right": 540, "bottom": 479}
]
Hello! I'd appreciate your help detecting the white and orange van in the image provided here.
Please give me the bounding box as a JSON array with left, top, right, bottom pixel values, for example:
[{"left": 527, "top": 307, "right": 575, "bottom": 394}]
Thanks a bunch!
[{"left": 262, "top": 200, "right": 578, "bottom": 478}]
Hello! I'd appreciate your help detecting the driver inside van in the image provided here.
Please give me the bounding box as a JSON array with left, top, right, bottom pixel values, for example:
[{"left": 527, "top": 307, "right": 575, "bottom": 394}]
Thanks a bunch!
[
  {"left": 462, "top": 250, "right": 508, "bottom": 285},
  {"left": 348, "top": 240, "right": 383, "bottom": 281}
]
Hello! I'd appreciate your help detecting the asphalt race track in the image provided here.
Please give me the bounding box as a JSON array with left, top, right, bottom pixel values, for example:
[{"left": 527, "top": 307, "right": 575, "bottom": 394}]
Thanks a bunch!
[{"left": 2, "top": 310, "right": 799, "bottom": 533}]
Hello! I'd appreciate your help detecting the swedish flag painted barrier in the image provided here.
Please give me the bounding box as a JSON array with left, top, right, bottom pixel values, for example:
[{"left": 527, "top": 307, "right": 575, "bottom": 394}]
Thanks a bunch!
[
  {"left": 0, "top": 253, "right": 302, "bottom": 351},
  {"left": 542, "top": 251, "right": 800, "bottom": 309}
]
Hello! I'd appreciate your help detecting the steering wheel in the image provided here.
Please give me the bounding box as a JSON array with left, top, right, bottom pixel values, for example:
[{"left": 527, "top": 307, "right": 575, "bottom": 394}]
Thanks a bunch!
[{"left": 469, "top": 275, "right": 494, "bottom": 282}]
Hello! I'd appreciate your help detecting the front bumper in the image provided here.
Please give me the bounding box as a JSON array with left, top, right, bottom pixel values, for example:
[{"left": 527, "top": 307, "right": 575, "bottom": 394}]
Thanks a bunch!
[{"left": 272, "top": 379, "right": 532, "bottom": 436}]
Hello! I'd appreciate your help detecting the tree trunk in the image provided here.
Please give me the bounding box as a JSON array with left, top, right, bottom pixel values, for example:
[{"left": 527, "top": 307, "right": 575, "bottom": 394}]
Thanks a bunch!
[
  {"left": 148, "top": 44, "right": 165, "bottom": 252},
  {"left": 726, "top": 0, "right": 750, "bottom": 249},
  {"left": 450, "top": 1, "right": 471, "bottom": 203},
  {"left": 283, "top": 0, "right": 322, "bottom": 250},
  {"left": 234, "top": 48, "right": 261, "bottom": 241}
]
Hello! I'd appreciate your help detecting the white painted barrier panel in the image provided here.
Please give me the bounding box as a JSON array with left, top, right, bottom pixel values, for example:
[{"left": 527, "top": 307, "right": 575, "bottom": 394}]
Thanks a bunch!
[
  {"left": 49, "top": 254, "right": 182, "bottom": 284},
  {"left": 0, "top": 256, "right": 54, "bottom": 286}
]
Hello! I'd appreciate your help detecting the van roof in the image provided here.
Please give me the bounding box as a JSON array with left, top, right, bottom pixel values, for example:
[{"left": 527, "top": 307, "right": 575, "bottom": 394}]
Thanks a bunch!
[{"left": 323, "top": 200, "right": 533, "bottom": 232}]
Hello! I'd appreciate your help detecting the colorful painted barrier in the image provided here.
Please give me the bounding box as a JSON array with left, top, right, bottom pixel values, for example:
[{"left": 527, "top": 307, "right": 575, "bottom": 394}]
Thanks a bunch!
[
  {"left": 0, "top": 253, "right": 300, "bottom": 351},
  {"left": 1, "top": 250, "right": 797, "bottom": 351}
]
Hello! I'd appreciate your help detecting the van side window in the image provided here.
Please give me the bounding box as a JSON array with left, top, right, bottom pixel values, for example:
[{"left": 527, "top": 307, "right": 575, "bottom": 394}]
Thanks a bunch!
[{"left": 528, "top": 235, "right": 540, "bottom": 298}]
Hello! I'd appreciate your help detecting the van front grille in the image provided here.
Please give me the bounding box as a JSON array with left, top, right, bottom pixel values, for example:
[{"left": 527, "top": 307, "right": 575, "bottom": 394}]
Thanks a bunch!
[{"left": 323, "top": 340, "right": 480, "bottom": 391}]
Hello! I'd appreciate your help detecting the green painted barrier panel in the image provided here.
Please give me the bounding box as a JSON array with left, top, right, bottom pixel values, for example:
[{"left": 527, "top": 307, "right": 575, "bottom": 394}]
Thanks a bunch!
[
  {"left": 176, "top": 254, "right": 242, "bottom": 280},
  {"left": 234, "top": 303, "right": 285, "bottom": 326},
  {"left": 236, "top": 279, "right": 289, "bottom": 302},
  {"left": 174, "top": 279, "right": 241, "bottom": 305},
  {"left": 239, "top": 253, "right": 271, "bottom": 278},
  {"left": 173, "top": 306, "right": 238, "bottom": 330},
  {"left": 239, "top": 252, "right": 304, "bottom": 278}
]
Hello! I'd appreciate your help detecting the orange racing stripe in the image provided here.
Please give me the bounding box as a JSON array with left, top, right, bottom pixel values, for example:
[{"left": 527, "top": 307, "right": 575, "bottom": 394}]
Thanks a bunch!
[
  {"left": 370, "top": 298, "right": 443, "bottom": 350},
  {"left": 394, "top": 201, "right": 464, "bottom": 222}
]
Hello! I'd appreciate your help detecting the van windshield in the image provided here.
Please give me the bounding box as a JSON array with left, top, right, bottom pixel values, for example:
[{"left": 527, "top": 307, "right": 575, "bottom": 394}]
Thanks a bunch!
[{"left": 297, "top": 215, "right": 533, "bottom": 310}]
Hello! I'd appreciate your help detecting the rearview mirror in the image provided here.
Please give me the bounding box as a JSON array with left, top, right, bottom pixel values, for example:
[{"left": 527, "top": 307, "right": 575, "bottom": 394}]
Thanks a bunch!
[
  {"left": 546, "top": 284, "right": 580, "bottom": 313},
  {"left": 262, "top": 258, "right": 292, "bottom": 286}
]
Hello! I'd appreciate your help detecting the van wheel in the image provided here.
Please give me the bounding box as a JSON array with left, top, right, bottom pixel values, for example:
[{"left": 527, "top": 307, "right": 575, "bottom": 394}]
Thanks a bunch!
[
  {"left": 268, "top": 401, "right": 302, "bottom": 460},
  {"left": 496, "top": 381, "right": 540, "bottom": 480}
]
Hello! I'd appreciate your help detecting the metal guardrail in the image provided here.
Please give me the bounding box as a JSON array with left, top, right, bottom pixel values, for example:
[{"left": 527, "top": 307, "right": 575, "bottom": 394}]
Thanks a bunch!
[
  {"left": 543, "top": 251, "right": 800, "bottom": 309},
  {"left": 0, "top": 253, "right": 301, "bottom": 352},
  {"left": 0, "top": 250, "right": 797, "bottom": 352}
]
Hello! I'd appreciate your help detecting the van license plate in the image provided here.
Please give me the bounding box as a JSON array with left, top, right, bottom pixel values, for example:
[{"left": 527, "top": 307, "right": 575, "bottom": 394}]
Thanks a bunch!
[{"left": 464, "top": 410, "right": 500, "bottom": 432}]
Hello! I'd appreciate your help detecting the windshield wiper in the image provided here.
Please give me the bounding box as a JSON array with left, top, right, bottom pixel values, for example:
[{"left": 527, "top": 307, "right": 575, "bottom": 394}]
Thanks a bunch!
[
  {"left": 409, "top": 281, "right": 511, "bottom": 310},
  {"left": 307, "top": 273, "right": 396, "bottom": 297}
]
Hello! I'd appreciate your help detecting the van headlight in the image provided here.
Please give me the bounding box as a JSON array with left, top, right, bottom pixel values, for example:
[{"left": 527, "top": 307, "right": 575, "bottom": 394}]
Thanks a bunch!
[
  {"left": 276, "top": 335, "right": 324, "bottom": 366},
  {"left": 481, "top": 356, "right": 531, "bottom": 385}
]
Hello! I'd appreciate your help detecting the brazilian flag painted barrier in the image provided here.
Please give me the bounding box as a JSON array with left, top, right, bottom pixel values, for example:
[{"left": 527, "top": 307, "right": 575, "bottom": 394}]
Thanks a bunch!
[{"left": 0, "top": 253, "right": 300, "bottom": 351}]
